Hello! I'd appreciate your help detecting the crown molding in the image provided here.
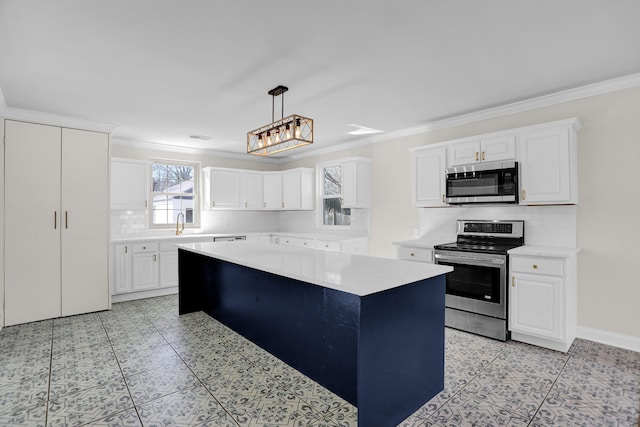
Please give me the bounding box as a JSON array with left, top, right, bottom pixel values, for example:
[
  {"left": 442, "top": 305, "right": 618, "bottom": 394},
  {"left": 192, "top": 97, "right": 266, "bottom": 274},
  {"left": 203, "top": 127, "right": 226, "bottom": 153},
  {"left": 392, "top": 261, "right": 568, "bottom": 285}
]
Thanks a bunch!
[
  {"left": 111, "top": 137, "right": 282, "bottom": 164},
  {"left": 283, "top": 72, "right": 640, "bottom": 162},
  {"left": 0, "top": 106, "right": 119, "bottom": 135}
]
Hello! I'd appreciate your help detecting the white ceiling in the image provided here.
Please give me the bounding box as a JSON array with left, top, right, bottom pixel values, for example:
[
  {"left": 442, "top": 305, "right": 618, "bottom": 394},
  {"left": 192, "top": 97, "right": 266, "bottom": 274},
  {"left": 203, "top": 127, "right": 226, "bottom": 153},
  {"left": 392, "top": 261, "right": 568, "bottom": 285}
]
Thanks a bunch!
[{"left": 1, "top": 1, "right": 640, "bottom": 158}]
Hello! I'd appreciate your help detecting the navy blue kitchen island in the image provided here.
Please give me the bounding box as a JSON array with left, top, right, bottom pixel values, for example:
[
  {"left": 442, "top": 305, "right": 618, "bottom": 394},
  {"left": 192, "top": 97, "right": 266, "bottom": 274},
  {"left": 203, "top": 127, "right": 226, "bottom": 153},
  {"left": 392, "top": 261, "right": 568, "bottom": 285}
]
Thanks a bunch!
[{"left": 177, "top": 241, "right": 452, "bottom": 427}]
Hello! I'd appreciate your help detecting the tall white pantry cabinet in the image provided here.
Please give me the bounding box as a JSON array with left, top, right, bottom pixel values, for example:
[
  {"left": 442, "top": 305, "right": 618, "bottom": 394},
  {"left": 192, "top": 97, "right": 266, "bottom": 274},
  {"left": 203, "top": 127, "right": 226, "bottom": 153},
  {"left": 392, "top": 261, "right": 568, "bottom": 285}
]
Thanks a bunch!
[{"left": 4, "top": 119, "right": 110, "bottom": 326}]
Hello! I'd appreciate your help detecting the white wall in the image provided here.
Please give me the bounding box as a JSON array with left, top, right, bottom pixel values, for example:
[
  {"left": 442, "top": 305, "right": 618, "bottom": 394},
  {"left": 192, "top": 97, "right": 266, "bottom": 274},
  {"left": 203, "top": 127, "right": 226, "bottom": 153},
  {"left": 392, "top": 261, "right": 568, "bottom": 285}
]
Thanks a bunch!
[
  {"left": 0, "top": 119, "right": 4, "bottom": 328},
  {"left": 282, "top": 86, "right": 640, "bottom": 342}
]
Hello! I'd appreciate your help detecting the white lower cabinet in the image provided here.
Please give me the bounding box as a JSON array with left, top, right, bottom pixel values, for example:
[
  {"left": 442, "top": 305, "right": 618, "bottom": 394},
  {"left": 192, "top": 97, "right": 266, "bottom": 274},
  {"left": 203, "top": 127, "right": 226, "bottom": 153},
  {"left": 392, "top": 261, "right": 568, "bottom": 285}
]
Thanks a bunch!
[
  {"left": 132, "top": 243, "right": 160, "bottom": 291},
  {"left": 395, "top": 245, "right": 434, "bottom": 263},
  {"left": 160, "top": 251, "right": 179, "bottom": 288},
  {"left": 508, "top": 248, "right": 579, "bottom": 352},
  {"left": 113, "top": 244, "right": 133, "bottom": 294}
]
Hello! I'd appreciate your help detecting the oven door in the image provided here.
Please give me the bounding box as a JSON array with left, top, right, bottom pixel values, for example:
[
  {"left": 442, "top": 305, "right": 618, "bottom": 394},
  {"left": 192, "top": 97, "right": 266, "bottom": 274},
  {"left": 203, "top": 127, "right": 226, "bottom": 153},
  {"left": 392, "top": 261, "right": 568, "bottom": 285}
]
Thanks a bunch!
[{"left": 434, "top": 250, "right": 507, "bottom": 319}]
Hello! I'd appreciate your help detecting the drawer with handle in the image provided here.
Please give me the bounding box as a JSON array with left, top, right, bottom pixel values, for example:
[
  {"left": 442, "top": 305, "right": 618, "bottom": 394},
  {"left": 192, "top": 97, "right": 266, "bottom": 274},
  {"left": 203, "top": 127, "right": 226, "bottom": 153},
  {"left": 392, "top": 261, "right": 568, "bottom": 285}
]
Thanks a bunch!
[
  {"left": 510, "top": 256, "right": 563, "bottom": 276},
  {"left": 397, "top": 246, "right": 433, "bottom": 263},
  {"left": 132, "top": 243, "right": 159, "bottom": 253}
]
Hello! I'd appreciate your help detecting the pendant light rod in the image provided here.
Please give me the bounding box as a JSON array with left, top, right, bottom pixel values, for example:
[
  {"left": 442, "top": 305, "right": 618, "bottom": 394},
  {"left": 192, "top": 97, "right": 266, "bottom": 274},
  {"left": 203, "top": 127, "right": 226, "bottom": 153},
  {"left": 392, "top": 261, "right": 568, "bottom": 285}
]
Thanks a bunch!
[{"left": 268, "top": 85, "right": 288, "bottom": 122}]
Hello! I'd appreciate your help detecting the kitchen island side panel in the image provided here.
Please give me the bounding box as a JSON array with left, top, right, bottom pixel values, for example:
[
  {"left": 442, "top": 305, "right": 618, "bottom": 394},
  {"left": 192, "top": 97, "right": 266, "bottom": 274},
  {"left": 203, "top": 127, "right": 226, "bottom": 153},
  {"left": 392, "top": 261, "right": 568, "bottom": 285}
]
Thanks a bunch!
[
  {"left": 178, "top": 249, "right": 360, "bottom": 405},
  {"left": 358, "top": 276, "right": 445, "bottom": 427}
]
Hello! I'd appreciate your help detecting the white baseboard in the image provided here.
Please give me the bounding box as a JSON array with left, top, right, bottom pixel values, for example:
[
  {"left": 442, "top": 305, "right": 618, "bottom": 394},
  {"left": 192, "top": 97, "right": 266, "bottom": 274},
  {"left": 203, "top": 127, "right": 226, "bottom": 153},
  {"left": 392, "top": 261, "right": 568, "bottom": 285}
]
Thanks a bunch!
[
  {"left": 577, "top": 326, "right": 640, "bottom": 353},
  {"left": 111, "top": 287, "right": 178, "bottom": 303}
]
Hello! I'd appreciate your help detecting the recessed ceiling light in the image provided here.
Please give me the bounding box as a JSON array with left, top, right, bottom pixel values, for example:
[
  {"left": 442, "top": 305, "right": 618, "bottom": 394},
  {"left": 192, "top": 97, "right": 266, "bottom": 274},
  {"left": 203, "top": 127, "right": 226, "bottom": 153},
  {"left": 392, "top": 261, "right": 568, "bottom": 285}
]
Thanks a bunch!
[
  {"left": 189, "top": 135, "right": 213, "bottom": 141},
  {"left": 347, "top": 124, "right": 383, "bottom": 135}
]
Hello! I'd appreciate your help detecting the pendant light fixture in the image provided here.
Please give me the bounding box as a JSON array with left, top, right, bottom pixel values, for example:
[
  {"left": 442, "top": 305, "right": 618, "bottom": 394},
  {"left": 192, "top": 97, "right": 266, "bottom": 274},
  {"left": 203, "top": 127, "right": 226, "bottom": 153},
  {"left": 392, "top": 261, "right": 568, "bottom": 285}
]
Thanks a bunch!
[{"left": 247, "top": 85, "right": 313, "bottom": 156}]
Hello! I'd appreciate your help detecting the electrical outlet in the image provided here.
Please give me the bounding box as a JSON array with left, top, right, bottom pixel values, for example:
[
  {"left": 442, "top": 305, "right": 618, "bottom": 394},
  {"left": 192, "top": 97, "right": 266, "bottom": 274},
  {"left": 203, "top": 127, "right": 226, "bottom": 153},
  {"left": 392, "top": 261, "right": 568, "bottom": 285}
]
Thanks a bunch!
[{"left": 412, "top": 228, "right": 420, "bottom": 238}]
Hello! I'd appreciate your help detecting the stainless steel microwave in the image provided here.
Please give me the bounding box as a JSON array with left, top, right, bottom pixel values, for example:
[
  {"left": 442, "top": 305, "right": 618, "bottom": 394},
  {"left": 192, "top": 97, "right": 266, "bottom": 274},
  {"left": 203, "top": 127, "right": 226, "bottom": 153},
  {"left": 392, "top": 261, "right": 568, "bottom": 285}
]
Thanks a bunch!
[{"left": 445, "top": 161, "right": 518, "bottom": 204}]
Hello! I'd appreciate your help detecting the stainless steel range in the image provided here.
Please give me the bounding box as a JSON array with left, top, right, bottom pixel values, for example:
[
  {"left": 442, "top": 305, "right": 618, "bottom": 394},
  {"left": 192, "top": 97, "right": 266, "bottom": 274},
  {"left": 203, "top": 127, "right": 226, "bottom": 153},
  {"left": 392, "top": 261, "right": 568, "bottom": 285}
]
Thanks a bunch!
[{"left": 434, "top": 220, "right": 524, "bottom": 341}]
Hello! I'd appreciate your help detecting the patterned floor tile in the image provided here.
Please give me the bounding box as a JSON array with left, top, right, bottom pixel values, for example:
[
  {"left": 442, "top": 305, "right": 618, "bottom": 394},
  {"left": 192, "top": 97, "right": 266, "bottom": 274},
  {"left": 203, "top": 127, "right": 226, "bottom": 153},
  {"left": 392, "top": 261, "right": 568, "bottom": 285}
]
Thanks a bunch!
[
  {"left": 116, "top": 343, "right": 184, "bottom": 377},
  {"left": 83, "top": 407, "right": 142, "bottom": 426},
  {"left": 51, "top": 343, "right": 117, "bottom": 371},
  {"left": 49, "top": 363, "right": 124, "bottom": 401},
  {"left": 423, "top": 391, "right": 530, "bottom": 426},
  {"left": 136, "top": 385, "right": 234, "bottom": 426},
  {"left": 0, "top": 373, "right": 50, "bottom": 415},
  {"left": 47, "top": 379, "right": 133, "bottom": 426},
  {"left": 463, "top": 368, "right": 554, "bottom": 419},
  {"left": 52, "top": 333, "right": 111, "bottom": 354},
  {"left": 125, "top": 362, "right": 201, "bottom": 405},
  {"left": 0, "top": 400, "right": 47, "bottom": 427}
]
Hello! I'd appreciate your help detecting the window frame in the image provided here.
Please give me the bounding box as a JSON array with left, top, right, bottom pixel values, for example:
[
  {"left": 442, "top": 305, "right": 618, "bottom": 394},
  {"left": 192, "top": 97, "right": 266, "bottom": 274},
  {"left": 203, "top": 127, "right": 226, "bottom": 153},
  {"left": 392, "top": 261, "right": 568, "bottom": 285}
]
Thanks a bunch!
[
  {"left": 149, "top": 158, "right": 200, "bottom": 229},
  {"left": 316, "top": 160, "right": 351, "bottom": 230}
]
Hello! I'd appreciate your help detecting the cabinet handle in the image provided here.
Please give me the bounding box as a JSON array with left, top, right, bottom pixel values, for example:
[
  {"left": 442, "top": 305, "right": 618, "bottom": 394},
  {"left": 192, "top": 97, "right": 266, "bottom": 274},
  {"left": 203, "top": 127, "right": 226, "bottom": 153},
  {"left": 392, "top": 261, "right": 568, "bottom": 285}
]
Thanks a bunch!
[
  {"left": 532, "top": 264, "right": 538, "bottom": 269},
  {"left": 521, "top": 190, "right": 526, "bottom": 200},
  {"left": 124, "top": 246, "right": 128, "bottom": 254},
  {"left": 475, "top": 152, "right": 479, "bottom": 161},
  {"left": 512, "top": 276, "right": 515, "bottom": 287},
  {"left": 143, "top": 246, "right": 146, "bottom": 250},
  {"left": 282, "top": 202, "right": 284, "bottom": 208},
  {"left": 211, "top": 201, "right": 215, "bottom": 207},
  {"left": 153, "top": 254, "right": 157, "bottom": 262},
  {"left": 54, "top": 211, "right": 57, "bottom": 229},
  {"left": 482, "top": 151, "right": 485, "bottom": 161},
  {"left": 410, "top": 253, "right": 415, "bottom": 257},
  {"left": 263, "top": 202, "right": 266, "bottom": 208},
  {"left": 245, "top": 202, "right": 248, "bottom": 208},
  {"left": 145, "top": 200, "right": 148, "bottom": 208},
  {"left": 441, "top": 194, "right": 445, "bottom": 203},
  {"left": 65, "top": 211, "right": 69, "bottom": 229}
]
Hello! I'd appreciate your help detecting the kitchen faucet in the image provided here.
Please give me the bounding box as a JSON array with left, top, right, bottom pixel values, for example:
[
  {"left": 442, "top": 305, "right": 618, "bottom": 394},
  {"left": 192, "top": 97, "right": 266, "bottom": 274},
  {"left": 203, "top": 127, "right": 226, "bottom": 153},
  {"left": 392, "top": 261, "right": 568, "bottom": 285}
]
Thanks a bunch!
[{"left": 176, "top": 212, "right": 185, "bottom": 235}]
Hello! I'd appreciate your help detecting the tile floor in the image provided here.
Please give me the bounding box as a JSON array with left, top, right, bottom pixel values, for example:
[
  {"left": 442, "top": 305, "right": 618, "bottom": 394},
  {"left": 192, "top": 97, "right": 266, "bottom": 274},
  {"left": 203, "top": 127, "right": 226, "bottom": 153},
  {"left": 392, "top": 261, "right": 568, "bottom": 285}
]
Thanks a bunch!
[{"left": 0, "top": 294, "right": 638, "bottom": 426}]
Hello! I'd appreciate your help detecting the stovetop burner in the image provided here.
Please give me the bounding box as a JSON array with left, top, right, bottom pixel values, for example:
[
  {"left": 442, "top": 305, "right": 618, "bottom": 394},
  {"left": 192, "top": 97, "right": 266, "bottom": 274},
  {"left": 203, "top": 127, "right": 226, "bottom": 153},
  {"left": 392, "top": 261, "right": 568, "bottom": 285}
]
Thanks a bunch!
[
  {"left": 434, "top": 220, "right": 525, "bottom": 255},
  {"left": 434, "top": 241, "right": 522, "bottom": 255}
]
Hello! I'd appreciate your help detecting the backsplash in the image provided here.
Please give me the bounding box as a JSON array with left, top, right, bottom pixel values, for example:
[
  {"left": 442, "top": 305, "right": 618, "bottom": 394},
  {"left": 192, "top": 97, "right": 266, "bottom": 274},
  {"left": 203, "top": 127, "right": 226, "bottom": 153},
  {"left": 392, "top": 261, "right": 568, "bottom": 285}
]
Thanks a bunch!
[
  {"left": 418, "top": 205, "right": 577, "bottom": 247},
  {"left": 278, "top": 209, "right": 371, "bottom": 236},
  {"left": 111, "top": 209, "right": 279, "bottom": 238}
]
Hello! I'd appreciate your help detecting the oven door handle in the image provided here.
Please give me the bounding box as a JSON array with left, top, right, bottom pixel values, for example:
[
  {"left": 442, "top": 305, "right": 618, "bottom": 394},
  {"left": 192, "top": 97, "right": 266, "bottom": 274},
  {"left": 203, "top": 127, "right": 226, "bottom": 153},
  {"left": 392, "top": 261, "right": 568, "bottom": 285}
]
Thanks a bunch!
[{"left": 434, "top": 253, "right": 505, "bottom": 265}]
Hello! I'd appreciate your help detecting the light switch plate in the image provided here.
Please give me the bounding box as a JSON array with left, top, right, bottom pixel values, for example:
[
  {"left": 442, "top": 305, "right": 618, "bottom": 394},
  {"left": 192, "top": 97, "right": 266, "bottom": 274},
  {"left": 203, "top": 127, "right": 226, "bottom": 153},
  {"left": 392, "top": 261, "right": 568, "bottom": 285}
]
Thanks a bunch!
[{"left": 412, "top": 228, "right": 420, "bottom": 238}]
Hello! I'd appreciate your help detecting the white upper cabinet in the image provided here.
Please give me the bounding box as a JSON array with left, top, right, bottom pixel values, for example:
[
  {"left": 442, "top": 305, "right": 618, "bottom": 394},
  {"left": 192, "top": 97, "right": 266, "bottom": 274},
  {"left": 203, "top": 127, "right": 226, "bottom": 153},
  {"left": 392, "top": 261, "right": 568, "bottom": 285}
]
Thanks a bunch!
[
  {"left": 243, "top": 171, "right": 264, "bottom": 210},
  {"left": 448, "top": 135, "right": 516, "bottom": 166},
  {"left": 341, "top": 158, "right": 371, "bottom": 209},
  {"left": 263, "top": 172, "right": 283, "bottom": 209},
  {"left": 111, "top": 158, "right": 148, "bottom": 210},
  {"left": 203, "top": 167, "right": 242, "bottom": 209},
  {"left": 411, "top": 145, "right": 448, "bottom": 207},
  {"left": 282, "top": 168, "right": 314, "bottom": 210},
  {"left": 518, "top": 121, "right": 579, "bottom": 205}
]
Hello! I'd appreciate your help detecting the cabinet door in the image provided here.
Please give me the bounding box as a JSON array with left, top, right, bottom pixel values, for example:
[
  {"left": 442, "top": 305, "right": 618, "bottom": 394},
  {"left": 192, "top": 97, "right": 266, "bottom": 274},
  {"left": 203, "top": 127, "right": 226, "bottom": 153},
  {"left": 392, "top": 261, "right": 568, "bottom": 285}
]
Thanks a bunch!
[
  {"left": 412, "top": 147, "right": 447, "bottom": 207},
  {"left": 263, "top": 173, "right": 283, "bottom": 209},
  {"left": 113, "top": 244, "right": 133, "bottom": 294},
  {"left": 282, "top": 170, "right": 301, "bottom": 209},
  {"left": 448, "top": 140, "right": 480, "bottom": 166},
  {"left": 510, "top": 273, "right": 563, "bottom": 340},
  {"left": 132, "top": 253, "right": 159, "bottom": 290},
  {"left": 481, "top": 135, "right": 516, "bottom": 162},
  {"left": 243, "top": 172, "right": 263, "bottom": 209},
  {"left": 341, "top": 161, "right": 358, "bottom": 208},
  {"left": 209, "top": 169, "right": 242, "bottom": 209},
  {"left": 111, "top": 159, "right": 148, "bottom": 210},
  {"left": 61, "top": 128, "right": 110, "bottom": 316},
  {"left": 160, "top": 251, "right": 179, "bottom": 288},
  {"left": 518, "top": 128, "right": 572, "bottom": 204},
  {"left": 4, "top": 120, "right": 62, "bottom": 325}
]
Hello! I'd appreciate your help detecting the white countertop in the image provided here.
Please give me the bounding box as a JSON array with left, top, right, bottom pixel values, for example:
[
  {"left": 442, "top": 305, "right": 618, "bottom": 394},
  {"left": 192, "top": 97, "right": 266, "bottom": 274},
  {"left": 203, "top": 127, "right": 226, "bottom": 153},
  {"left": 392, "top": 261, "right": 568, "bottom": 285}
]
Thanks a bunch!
[
  {"left": 391, "top": 238, "right": 446, "bottom": 250},
  {"left": 112, "top": 232, "right": 367, "bottom": 244},
  {"left": 508, "top": 245, "right": 581, "bottom": 257},
  {"left": 177, "top": 241, "right": 452, "bottom": 297}
]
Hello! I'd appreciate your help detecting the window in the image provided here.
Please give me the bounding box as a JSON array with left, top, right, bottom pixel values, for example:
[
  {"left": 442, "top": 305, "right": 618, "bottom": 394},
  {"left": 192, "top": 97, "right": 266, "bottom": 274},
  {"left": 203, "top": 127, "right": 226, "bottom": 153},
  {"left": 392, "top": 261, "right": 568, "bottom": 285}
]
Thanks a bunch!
[
  {"left": 320, "top": 163, "right": 351, "bottom": 227},
  {"left": 151, "top": 160, "right": 199, "bottom": 227}
]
